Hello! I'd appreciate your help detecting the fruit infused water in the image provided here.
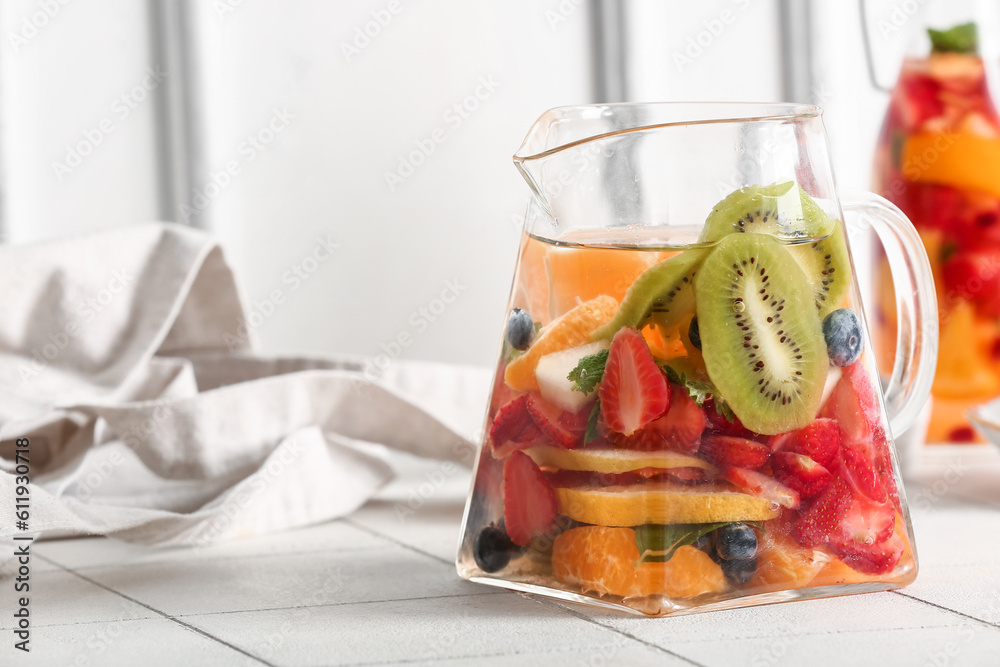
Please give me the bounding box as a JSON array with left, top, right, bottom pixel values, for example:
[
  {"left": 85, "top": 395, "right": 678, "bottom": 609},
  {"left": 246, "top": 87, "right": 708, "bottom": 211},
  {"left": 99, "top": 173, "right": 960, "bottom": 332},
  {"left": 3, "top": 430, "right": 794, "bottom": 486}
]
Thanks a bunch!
[
  {"left": 457, "top": 183, "right": 917, "bottom": 616},
  {"left": 873, "top": 23, "right": 1000, "bottom": 443}
]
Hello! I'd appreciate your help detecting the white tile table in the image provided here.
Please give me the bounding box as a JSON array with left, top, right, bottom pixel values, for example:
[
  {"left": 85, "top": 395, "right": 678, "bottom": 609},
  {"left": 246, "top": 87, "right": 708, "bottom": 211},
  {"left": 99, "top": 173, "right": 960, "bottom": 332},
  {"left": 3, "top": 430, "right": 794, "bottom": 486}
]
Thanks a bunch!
[{"left": 3, "top": 445, "right": 999, "bottom": 667}]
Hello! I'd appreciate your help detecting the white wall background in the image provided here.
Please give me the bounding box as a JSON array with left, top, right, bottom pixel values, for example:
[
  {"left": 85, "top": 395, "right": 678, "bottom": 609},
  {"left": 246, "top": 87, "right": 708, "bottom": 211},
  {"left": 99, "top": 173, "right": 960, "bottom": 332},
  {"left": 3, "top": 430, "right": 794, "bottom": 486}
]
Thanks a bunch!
[{"left": 0, "top": 0, "right": 905, "bottom": 369}]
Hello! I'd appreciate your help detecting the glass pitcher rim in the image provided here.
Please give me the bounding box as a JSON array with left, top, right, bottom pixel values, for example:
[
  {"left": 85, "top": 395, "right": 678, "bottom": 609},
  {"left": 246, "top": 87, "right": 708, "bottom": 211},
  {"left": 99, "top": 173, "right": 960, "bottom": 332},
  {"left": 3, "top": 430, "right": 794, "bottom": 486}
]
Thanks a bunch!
[{"left": 513, "top": 101, "right": 823, "bottom": 162}]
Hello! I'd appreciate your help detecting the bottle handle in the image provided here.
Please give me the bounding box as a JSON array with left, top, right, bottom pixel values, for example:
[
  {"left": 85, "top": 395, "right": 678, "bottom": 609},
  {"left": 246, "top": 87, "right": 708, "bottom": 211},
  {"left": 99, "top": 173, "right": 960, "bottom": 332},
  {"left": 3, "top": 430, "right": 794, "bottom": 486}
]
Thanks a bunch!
[{"left": 842, "top": 192, "right": 938, "bottom": 438}]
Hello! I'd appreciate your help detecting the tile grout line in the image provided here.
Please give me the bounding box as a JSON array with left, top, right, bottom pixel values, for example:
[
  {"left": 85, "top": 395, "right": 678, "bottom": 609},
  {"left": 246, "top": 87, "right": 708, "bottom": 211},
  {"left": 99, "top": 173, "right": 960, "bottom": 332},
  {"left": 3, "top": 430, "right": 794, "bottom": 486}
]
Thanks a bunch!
[
  {"left": 890, "top": 590, "right": 1000, "bottom": 629},
  {"left": 342, "top": 517, "right": 454, "bottom": 566},
  {"left": 32, "top": 553, "right": 278, "bottom": 667},
  {"left": 530, "top": 597, "right": 710, "bottom": 667}
]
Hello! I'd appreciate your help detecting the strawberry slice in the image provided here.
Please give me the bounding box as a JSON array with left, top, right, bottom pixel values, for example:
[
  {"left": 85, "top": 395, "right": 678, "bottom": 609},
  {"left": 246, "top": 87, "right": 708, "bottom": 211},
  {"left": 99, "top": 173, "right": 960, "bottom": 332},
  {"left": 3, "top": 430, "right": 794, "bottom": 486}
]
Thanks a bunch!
[
  {"left": 704, "top": 399, "right": 755, "bottom": 439},
  {"left": 722, "top": 466, "right": 800, "bottom": 509},
  {"left": 502, "top": 450, "right": 558, "bottom": 546},
  {"left": 700, "top": 436, "right": 770, "bottom": 470},
  {"left": 526, "top": 394, "right": 584, "bottom": 449},
  {"left": 490, "top": 395, "right": 533, "bottom": 446},
  {"left": 840, "top": 446, "right": 888, "bottom": 504},
  {"left": 599, "top": 327, "right": 670, "bottom": 436},
  {"left": 833, "top": 531, "right": 904, "bottom": 575},
  {"left": 820, "top": 361, "right": 882, "bottom": 448},
  {"left": 771, "top": 452, "right": 833, "bottom": 499},
  {"left": 790, "top": 477, "right": 853, "bottom": 547},
  {"left": 612, "top": 384, "right": 705, "bottom": 453},
  {"left": 834, "top": 495, "right": 895, "bottom": 548},
  {"left": 770, "top": 418, "right": 841, "bottom": 467}
]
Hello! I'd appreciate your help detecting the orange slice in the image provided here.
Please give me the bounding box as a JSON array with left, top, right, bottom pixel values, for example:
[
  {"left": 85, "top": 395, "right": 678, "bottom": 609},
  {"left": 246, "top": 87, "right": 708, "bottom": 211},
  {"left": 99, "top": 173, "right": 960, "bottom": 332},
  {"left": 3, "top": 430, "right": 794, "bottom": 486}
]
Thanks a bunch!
[
  {"left": 552, "top": 526, "right": 726, "bottom": 599},
  {"left": 933, "top": 300, "right": 1000, "bottom": 399},
  {"left": 545, "top": 246, "right": 655, "bottom": 321},
  {"left": 902, "top": 131, "right": 1000, "bottom": 199},
  {"left": 524, "top": 446, "right": 716, "bottom": 475},
  {"left": 504, "top": 295, "right": 618, "bottom": 391},
  {"left": 555, "top": 483, "right": 780, "bottom": 527},
  {"left": 751, "top": 529, "right": 831, "bottom": 591}
]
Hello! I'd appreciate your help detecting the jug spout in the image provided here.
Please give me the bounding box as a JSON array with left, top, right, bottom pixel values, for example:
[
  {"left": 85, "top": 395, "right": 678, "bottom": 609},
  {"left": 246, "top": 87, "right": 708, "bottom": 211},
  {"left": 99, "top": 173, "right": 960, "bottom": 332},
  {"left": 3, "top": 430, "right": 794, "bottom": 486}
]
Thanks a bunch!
[{"left": 512, "top": 103, "right": 823, "bottom": 238}]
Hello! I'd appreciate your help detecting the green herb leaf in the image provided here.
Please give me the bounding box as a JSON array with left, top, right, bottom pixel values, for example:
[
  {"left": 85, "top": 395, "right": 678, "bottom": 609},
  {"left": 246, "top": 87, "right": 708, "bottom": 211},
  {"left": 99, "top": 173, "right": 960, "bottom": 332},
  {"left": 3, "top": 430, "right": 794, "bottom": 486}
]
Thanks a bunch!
[
  {"left": 928, "top": 22, "right": 978, "bottom": 54},
  {"left": 584, "top": 399, "right": 602, "bottom": 444},
  {"left": 716, "top": 399, "right": 737, "bottom": 424},
  {"left": 567, "top": 349, "right": 610, "bottom": 395},
  {"left": 634, "top": 522, "right": 731, "bottom": 564}
]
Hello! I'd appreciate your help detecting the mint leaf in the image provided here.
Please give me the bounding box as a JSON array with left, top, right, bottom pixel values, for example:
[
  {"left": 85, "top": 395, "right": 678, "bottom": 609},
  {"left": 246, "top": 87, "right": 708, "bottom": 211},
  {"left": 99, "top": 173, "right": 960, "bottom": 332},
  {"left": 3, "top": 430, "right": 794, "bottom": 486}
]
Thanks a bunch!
[
  {"left": 928, "top": 22, "right": 977, "bottom": 54},
  {"left": 664, "top": 365, "right": 683, "bottom": 386},
  {"left": 567, "top": 349, "right": 609, "bottom": 395},
  {"left": 584, "top": 399, "right": 602, "bottom": 444},
  {"left": 634, "top": 522, "right": 731, "bottom": 564}
]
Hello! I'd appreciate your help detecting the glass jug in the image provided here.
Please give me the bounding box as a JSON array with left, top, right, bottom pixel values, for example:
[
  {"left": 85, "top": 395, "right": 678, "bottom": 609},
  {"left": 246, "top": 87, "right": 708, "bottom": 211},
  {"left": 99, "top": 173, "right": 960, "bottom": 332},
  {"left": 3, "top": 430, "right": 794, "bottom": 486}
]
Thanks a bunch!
[
  {"left": 457, "top": 103, "right": 938, "bottom": 617},
  {"left": 868, "top": 0, "right": 1000, "bottom": 444}
]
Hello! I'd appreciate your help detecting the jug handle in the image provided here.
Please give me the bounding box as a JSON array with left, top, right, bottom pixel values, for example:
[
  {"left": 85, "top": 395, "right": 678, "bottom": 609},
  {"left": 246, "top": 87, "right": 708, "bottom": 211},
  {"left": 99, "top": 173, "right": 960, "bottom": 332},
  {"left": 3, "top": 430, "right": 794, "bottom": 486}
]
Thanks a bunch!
[{"left": 842, "top": 191, "right": 938, "bottom": 438}]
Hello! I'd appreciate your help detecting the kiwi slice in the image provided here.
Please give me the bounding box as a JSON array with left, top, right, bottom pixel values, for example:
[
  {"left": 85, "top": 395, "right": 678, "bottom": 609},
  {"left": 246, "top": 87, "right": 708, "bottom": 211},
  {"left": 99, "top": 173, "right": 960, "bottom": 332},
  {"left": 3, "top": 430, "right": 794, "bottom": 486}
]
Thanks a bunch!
[
  {"left": 591, "top": 249, "right": 706, "bottom": 341},
  {"left": 790, "top": 222, "right": 851, "bottom": 316},
  {"left": 700, "top": 182, "right": 837, "bottom": 243},
  {"left": 695, "top": 233, "right": 828, "bottom": 435}
]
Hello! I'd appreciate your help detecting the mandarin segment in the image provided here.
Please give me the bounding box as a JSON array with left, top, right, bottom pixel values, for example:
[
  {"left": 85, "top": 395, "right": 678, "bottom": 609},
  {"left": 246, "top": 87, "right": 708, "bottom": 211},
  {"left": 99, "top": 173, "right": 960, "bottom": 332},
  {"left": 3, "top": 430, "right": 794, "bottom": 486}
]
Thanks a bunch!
[{"left": 552, "top": 527, "right": 726, "bottom": 599}]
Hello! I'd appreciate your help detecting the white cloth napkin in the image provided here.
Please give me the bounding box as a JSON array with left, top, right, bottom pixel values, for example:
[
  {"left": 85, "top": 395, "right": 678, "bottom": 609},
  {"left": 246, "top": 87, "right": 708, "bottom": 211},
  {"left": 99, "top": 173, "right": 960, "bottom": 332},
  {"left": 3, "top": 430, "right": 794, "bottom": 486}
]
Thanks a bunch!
[{"left": 0, "top": 223, "right": 483, "bottom": 549}]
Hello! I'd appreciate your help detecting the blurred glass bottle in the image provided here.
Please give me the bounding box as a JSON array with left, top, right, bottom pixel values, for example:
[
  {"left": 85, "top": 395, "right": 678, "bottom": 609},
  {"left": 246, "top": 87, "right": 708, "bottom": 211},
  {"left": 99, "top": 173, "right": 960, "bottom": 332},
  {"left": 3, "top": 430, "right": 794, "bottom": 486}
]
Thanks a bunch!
[{"left": 869, "top": 0, "right": 1000, "bottom": 443}]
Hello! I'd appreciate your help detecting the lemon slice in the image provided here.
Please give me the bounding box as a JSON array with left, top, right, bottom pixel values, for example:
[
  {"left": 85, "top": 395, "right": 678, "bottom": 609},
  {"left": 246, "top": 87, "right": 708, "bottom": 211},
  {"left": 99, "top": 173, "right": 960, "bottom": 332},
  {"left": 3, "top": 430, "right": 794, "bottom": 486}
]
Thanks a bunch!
[
  {"left": 524, "top": 446, "right": 716, "bottom": 475},
  {"left": 556, "top": 483, "right": 780, "bottom": 527}
]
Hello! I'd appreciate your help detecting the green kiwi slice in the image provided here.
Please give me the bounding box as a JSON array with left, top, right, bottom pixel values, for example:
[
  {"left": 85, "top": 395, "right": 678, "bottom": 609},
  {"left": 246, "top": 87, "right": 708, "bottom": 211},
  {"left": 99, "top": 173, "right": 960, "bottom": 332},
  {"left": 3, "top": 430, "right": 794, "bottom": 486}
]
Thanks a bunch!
[
  {"left": 700, "top": 182, "right": 837, "bottom": 243},
  {"left": 695, "top": 233, "right": 827, "bottom": 435},
  {"left": 591, "top": 249, "right": 706, "bottom": 341},
  {"left": 789, "top": 223, "right": 852, "bottom": 316}
]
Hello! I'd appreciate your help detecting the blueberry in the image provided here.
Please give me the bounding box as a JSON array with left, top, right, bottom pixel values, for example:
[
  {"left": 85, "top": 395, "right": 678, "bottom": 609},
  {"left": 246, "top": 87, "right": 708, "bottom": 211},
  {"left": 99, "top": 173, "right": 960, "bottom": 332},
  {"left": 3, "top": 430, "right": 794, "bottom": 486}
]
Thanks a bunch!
[
  {"left": 506, "top": 308, "right": 534, "bottom": 351},
  {"left": 721, "top": 557, "right": 758, "bottom": 586},
  {"left": 714, "top": 523, "right": 757, "bottom": 561},
  {"left": 692, "top": 534, "right": 713, "bottom": 556},
  {"left": 688, "top": 317, "right": 702, "bottom": 350},
  {"left": 822, "top": 308, "right": 864, "bottom": 367},
  {"left": 473, "top": 524, "right": 516, "bottom": 573}
]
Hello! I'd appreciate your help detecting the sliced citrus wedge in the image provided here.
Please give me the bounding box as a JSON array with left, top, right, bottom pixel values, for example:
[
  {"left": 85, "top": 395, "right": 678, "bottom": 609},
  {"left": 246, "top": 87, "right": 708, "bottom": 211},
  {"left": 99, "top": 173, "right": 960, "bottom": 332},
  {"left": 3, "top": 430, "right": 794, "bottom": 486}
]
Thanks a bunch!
[
  {"left": 555, "top": 483, "right": 780, "bottom": 527},
  {"left": 903, "top": 131, "right": 1000, "bottom": 199},
  {"left": 524, "top": 446, "right": 716, "bottom": 475},
  {"left": 504, "top": 295, "right": 618, "bottom": 392}
]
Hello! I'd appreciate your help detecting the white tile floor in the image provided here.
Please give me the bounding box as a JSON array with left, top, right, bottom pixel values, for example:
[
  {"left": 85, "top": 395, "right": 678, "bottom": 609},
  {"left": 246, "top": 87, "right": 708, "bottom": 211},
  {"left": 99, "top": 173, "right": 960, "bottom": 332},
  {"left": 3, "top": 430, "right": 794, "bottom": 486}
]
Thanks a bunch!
[{"left": 3, "top": 447, "right": 1000, "bottom": 667}]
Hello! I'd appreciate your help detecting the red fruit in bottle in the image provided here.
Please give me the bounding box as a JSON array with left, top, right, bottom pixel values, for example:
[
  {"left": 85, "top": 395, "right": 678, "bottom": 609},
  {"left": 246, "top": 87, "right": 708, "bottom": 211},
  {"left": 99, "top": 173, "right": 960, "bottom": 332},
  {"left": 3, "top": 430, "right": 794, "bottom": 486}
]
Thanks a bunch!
[
  {"left": 820, "top": 361, "right": 882, "bottom": 449},
  {"left": 502, "top": 450, "right": 558, "bottom": 546},
  {"left": 840, "top": 446, "right": 888, "bottom": 504},
  {"left": 771, "top": 452, "right": 833, "bottom": 499},
  {"left": 699, "top": 436, "right": 771, "bottom": 470},
  {"left": 722, "top": 466, "right": 800, "bottom": 509},
  {"left": 942, "top": 250, "right": 1000, "bottom": 318},
  {"left": 704, "top": 399, "right": 755, "bottom": 439},
  {"left": 833, "top": 531, "right": 904, "bottom": 575},
  {"left": 770, "top": 418, "right": 841, "bottom": 468},
  {"left": 599, "top": 328, "right": 670, "bottom": 436},
  {"left": 615, "top": 384, "right": 706, "bottom": 453},
  {"left": 899, "top": 72, "right": 944, "bottom": 129},
  {"left": 526, "top": 394, "right": 585, "bottom": 449},
  {"left": 490, "top": 395, "right": 533, "bottom": 447},
  {"left": 790, "top": 477, "right": 853, "bottom": 548}
]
